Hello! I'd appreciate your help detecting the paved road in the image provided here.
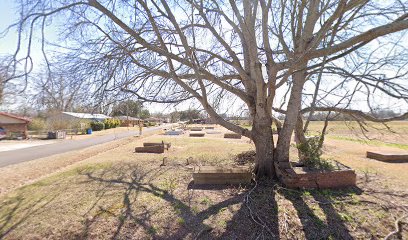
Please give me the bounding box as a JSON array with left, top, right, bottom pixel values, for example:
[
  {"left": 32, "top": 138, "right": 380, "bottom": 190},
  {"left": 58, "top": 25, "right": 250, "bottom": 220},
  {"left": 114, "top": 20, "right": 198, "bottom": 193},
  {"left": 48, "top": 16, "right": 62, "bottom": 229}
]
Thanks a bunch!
[{"left": 0, "top": 124, "right": 171, "bottom": 168}]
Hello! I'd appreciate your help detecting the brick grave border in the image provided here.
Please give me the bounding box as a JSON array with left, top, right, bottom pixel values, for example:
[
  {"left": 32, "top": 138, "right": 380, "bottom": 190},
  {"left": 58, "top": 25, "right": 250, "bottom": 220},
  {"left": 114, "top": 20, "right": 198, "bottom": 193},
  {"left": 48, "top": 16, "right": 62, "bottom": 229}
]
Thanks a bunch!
[
  {"left": 135, "top": 144, "right": 165, "bottom": 154},
  {"left": 224, "top": 133, "right": 242, "bottom": 139},
  {"left": 275, "top": 161, "right": 356, "bottom": 189}
]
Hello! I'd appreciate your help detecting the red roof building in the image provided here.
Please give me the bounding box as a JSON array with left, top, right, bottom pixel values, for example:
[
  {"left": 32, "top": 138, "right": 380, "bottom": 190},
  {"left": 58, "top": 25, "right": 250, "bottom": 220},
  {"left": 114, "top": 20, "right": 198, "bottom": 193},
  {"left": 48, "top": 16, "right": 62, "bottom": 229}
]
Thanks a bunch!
[{"left": 0, "top": 112, "right": 31, "bottom": 139}]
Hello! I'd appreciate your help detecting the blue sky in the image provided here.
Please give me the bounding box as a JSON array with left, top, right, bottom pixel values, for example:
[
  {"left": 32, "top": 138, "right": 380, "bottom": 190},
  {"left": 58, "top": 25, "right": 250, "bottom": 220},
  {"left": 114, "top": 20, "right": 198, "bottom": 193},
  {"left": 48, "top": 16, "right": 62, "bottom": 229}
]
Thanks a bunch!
[
  {"left": 0, "top": 1, "right": 407, "bottom": 115},
  {"left": 0, "top": 0, "right": 58, "bottom": 71},
  {"left": 0, "top": 0, "right": 233, "bottom": 114},
  {"left": 0, "top": 0, "right": 19, "bottom": 56}
]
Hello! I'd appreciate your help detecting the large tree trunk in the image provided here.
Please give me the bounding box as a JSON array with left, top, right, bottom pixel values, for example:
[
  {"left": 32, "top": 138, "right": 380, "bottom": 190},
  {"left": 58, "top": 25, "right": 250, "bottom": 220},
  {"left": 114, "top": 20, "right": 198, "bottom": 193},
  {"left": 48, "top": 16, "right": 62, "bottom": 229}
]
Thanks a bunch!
[
  {"left": 252, "top": 113, "right": 275, "bottom": 178},
  {"left": 275, "top": 70, "right": 306, "bottom": 167},
  {"left": 294, "top": 115, "right": 307, "bottom": 162},
  {"left": 294, "top": 115, "right": 306, "bottom": 144}
]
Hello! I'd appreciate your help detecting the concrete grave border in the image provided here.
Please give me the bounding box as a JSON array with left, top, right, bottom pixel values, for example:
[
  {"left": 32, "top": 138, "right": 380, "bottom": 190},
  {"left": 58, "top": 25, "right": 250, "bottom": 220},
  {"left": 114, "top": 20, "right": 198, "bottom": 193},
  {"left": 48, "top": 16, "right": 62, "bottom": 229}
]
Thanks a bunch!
[
  {"left": 190, "top": 132, "right": 205, "bottom": 137},
  {"left": 135, "top": 145, "right": 165, "bottom": 154},
  {"left": 224, "top": 133, "right": 242, "bottom": 139},
  {"left": 190, "top": 127, "right": 203, "bottom": 131},
  {"left": 193, "top": 166, "right": 252, "bottom": 185},
  {"left": 143, "top": 142, "right": 171, "bottom": 150},
  {"left": 366, "top": 151, "right": 408, "bottom": 163}
]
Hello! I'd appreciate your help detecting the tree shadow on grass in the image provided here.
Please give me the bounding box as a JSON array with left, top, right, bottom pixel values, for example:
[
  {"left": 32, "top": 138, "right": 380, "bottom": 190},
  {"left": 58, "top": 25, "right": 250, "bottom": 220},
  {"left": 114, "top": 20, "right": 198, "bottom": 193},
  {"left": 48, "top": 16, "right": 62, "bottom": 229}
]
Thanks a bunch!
[
  {"left": 217, "top": 180, "right": 280, "bottom": 239},
  {"left": 75, "top": 164, "right": 171, "bottom": 239},
  {"left": 281, "top": 186, "right": 362, "bottom": 240},
  {"left": 77, "top": 164, "right": 366, "bottom": 239},
  {"left": 0, "top": 190, "right": 60, "bottom": 238},
  {"left": 77, "top": 163, "right": 247, "bottom": 239},
  {"left": 1, "top": 161, "right": 376, "bottom": 240}
]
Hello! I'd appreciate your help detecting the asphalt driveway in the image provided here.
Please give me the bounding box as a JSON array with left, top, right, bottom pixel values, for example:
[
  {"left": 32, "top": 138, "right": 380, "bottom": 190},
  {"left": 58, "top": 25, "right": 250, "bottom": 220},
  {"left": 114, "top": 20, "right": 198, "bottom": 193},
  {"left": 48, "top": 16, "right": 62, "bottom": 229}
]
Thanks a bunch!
[{"left": 0, "top": 125, "right": 170, "bottom": 168}]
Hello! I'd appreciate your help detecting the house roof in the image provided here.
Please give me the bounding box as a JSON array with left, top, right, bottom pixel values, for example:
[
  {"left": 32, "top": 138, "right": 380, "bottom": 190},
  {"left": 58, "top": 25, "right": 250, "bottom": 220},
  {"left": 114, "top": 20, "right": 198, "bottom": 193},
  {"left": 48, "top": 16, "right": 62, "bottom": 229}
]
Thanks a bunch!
[
  {"left": 145, "top": 117, "right": 162, "bottom": 121},
  {"left": 62, "top": 112, "right": 111, "bottom": 119},
  {"left": 114, "top": 116, "right": 141, "bottom": 121},
  {"left": 0, "top": 112, "right": 31, "bottom": 123}
]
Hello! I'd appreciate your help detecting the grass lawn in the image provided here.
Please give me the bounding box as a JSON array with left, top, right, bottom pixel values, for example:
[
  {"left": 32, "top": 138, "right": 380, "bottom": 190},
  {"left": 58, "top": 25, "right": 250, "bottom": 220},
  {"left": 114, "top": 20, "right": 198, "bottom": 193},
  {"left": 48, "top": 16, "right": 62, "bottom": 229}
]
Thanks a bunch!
[
  {"left": 307, "top": 121, "right": 408, "bottom": 144},
  {"left": 1, "top": 127, "right": 407, "bottom": 239}
]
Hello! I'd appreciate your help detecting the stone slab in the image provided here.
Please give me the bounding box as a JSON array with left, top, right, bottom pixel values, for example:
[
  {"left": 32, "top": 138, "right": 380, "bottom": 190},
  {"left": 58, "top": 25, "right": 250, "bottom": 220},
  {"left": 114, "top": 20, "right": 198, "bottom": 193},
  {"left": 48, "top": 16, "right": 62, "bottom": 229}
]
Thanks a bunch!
[
  {"left": 143, "top": 142, "right": 171, "bottom": 150},
  {"left": 190, "top": 132, "right": 205, "bottom": 137},
  {"left": 193, "top": 166, "right": 252, "bottom": 184},
  {"left": 135, "top": 145, "right": 164, "bottom": 154},
  {"left": 206, "top": 130, "right": 221, "bottom": 134},
  {"left": 224, "top": 133, "right": 242, "bottom": 139},
  {"left": 164, "top": 130, "right": 183, "bottom": 135},
  {"left": 190, "top": 127, "right": 203, "bottom": 131},
  {"left": 366, "top": 151, "right": 408, "bottom": 162}
]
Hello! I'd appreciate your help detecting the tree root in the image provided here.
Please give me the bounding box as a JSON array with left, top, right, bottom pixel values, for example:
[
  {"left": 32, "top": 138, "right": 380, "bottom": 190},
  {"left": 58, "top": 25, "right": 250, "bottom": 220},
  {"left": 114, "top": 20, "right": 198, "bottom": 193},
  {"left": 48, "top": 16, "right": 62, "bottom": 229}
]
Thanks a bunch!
[
  {"left": 384, "top": 215, "right": 407, "bottom": 240},
  {"left": 244, "top": 179, "right": 276, "bottom": 239},
  {"left": 194, "top": 226, "right": 213, "bottom": 240}
]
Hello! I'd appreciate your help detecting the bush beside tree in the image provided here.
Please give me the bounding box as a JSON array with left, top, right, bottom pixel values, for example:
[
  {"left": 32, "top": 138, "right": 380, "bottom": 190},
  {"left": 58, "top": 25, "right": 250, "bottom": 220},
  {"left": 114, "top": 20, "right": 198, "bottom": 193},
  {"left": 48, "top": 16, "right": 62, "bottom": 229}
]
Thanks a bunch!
[
  {"left": 90, "top": 122, "right": 105, "bottom": 131},
  {"left": 28, "top": 118, "right": 46, "bottom": 131},
  {"left": 103, "top": 118, "right": 121, "bottom": 129}
]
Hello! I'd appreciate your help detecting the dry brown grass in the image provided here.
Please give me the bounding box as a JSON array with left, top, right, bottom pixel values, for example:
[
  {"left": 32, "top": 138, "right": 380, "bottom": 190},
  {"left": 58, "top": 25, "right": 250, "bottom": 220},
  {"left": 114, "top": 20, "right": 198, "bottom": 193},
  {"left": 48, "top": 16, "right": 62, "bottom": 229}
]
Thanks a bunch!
[
  {"left": 308, "top": 121, "right": 408, "bottom": 144},
  {"left": 323, "top": 139, "right": 408, "bottom": 188},
  {"left": 305, "top": 121, "right": 408, "bottom": 188},
  {"left": 0, "top": 125, "right": 407, "bottom": 239}
]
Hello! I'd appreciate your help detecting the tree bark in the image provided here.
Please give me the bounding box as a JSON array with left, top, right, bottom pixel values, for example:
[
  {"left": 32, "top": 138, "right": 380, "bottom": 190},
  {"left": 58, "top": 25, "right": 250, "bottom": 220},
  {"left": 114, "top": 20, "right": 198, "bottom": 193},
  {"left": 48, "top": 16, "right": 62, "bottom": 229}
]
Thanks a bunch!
[
  {"left": 294, "top": 115, "right": 307, "bottom": 162},
  {"left": 252, "top": 112, "right": 275, "bottom": 178},
  {"left": 275, "top": 70, "right": 306, "bottom": 167}
]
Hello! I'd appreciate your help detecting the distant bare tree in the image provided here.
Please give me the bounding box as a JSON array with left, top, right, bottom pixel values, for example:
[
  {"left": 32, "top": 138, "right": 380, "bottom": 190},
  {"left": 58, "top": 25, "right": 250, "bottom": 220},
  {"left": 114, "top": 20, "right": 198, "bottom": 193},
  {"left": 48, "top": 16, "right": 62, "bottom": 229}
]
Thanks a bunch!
[
  {"left": 33, "top": 70, "right": 89, "bottom": 113},
  {"left": 7, "top": 0, "right": 408, "bottom": 178},
  {"left": 289, "top": 38, "right": 408, "bottom": 150},
  {"left": 0, "top": 56, "right": 21, "bottom": 108},
  {"left": 0, "top": 71, "right": 4, "bottom": 105}
]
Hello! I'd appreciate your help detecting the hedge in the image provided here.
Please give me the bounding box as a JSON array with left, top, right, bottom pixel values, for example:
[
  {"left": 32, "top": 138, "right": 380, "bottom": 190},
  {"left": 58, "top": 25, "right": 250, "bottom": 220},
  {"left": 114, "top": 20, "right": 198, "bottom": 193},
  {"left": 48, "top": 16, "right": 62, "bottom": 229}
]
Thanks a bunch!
[
  {"left": 90, "top": 121, "right": 105, "bottom": 131},
  {"left": 103, "top": 118, "right": 120, "bottom": 129}
]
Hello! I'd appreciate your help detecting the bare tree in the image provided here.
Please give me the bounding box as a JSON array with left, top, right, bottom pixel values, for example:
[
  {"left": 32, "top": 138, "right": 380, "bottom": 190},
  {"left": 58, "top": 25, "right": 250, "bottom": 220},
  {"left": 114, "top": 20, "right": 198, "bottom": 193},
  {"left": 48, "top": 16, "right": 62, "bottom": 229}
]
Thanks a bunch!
[
  {"left": 291, "top": 35, "right": 408, "bottom": 151},
  {"left": 0, "top": 57, "right": 11, "bottom": 105},
  {"left": 32, "top": 72, "right": 86, "bottom": 112},
  {"left": 0, "top": 56, "right": 23, "bottom": 108},
  {"left": 0, "top": 70, "right": 4, "bottom": 105},
  {"left": 7, "top": 0, "right": 408, "bottom": 178}
]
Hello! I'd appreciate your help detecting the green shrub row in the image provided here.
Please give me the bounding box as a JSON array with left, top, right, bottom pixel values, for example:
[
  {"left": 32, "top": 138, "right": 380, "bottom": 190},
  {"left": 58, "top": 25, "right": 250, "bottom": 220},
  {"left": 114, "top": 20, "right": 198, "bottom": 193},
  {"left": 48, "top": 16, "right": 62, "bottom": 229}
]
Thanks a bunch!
[
  {"left": 104, "top": 118, "right": 121, "bottom": 129},
  {"left": 143, "top": 121, "right": 157, "bottom": 127}
]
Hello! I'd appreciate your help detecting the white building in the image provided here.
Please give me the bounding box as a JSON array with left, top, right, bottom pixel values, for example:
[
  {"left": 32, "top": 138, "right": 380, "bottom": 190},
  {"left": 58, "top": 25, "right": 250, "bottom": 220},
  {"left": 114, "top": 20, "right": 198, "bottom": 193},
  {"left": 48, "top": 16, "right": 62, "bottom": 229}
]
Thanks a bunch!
[
  {"left": 47, "top": 112, "right": 111, "bottom": 130},
  {"left": 57, "top": 112, "right": 111, "bottom": 122}
]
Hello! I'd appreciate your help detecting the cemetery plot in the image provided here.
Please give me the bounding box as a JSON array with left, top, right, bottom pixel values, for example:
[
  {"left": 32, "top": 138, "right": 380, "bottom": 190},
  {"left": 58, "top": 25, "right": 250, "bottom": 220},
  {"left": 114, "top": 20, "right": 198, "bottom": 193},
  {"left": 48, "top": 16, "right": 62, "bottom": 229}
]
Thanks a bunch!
[
  {"left": 193, "top": 166, "right": 252, "bottom": 185},
  {"left": 224, "top": 133, "right": 242, "bottom": 139},
  {"left": 366, "top": 151, "right": 408, "bottom": 163}
]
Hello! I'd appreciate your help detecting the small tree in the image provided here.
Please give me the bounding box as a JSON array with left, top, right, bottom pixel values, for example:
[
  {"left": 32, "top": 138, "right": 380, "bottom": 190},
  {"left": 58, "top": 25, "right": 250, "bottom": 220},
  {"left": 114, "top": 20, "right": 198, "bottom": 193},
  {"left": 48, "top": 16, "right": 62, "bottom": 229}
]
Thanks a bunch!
[
  {"left": 111, "top": 100, "right": 144, "bottom": 117},
  {"left": 28, "top": 118, "right": 46, "bottom": 131},
  {"left": 139, "top": 109, "right": 151, "bottom": 120},
  {"left": 179, "top": 109, "right": 202, "bottom": 122},
  {"left": 90, "top": 122, "right": 105, "bottom": 131}
]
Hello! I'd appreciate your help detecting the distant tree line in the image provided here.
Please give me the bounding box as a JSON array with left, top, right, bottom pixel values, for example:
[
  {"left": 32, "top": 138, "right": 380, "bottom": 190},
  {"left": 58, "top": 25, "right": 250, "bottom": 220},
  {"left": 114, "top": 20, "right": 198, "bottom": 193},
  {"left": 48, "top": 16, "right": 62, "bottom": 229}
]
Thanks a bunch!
[
  {"left": 303, "top": 110, "right": 403, "bottom": 121},
  {"left": 110, "top": 100, "right": 150, "bottom": 119},
  {"left": 168, "top": 109, "right": 204, "bottom": 123}
]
